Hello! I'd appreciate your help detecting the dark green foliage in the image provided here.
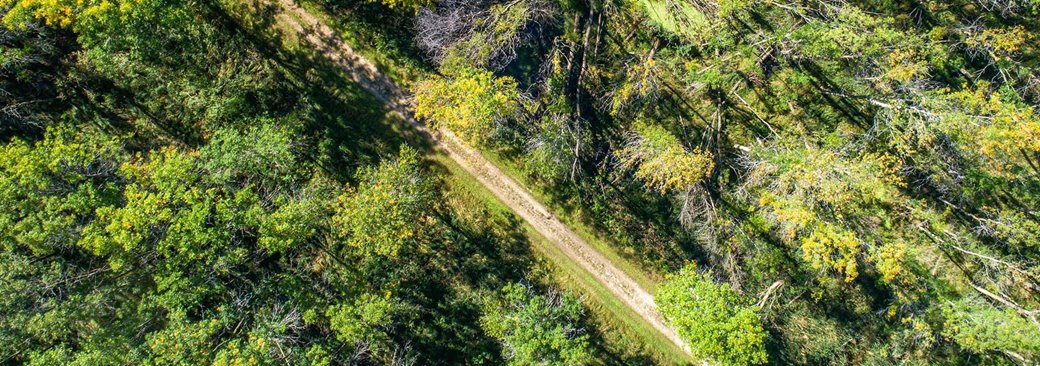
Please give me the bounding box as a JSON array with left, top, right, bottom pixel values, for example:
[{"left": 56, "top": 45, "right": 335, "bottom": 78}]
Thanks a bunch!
[
  {"left": 0, "top": 23, "right": 72, "bottom": 136},
  {"left": 0, "top": 0, "right": 601, "bottom": 363},
  {"left": 0, "top": 123, "right": 547, "bottom": 364}
]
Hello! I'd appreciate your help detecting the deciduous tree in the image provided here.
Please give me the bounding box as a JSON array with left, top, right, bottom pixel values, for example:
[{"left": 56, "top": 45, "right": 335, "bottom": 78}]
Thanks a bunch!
[
  {"left": 656, "top": 265, "right": 767, "bottom": 366},
  {"left": 414, "top": 68, "right": 521, "bottom": 145},
  {"left": 480, "top": 283, "right": 591, "bottom": 365}
]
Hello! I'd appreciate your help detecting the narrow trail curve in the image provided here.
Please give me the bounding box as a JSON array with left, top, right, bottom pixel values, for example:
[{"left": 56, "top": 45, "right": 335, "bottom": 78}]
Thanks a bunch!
[{"left": 272, "top": 0, "right": 689, "bottom": 355}]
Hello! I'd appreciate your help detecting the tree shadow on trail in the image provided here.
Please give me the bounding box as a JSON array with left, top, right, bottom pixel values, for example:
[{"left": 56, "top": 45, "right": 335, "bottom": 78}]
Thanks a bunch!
[
  {"left": 220, "top": 2, "right": 677, "bottom": 364},
  {"left": 215, "top": 0, "right": 434, "bottom": 182}
]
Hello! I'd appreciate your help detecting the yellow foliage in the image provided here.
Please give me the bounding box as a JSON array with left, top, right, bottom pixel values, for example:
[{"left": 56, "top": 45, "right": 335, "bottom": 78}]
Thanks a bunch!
[
  {"left": 611, "top": 58, "right": 658, "bottom": 116},
  {"left": 633, "top": 144, "right": 714, "bottom": 193},
  {"left": 1, "top": 0, "right": 75, "bottom": 27},
  {"left": 0, "top": 0, "right": 147, "bottom": 30},
  {"left": 874, "top": 241, "right": 909, "bottom": 284},
  {"left": 618, "top": 122, "right": 714, "bottom": 193},
  {"left": 762, "top": 196, "right": 815, "bottom": 242},
  {"left": 371, "top": 0, "right": 429, "bottom": 11},
  {"left": 145, "top": 318, "right": 221, "bottom": 364},
  {"left": 883, "top": 48, "right": 927, "bottom": 84},
  {"left": 966, "top": 25, "right": 1029, "bottom": 59},
  {"left": 801, "top": 223, "right": 861, "bottom": 282},
  {"left": 935, "top": 84, "right": 1040, "bottom": 178},
  {"left": 748, "top": 142, "right": 912, "bottom": 284},
  {"left": 413, "top": 69, "right": 520, "bottom": 145}
]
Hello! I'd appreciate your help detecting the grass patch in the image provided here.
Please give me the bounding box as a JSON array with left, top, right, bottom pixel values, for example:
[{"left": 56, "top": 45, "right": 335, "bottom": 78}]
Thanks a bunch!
[{"left": 635, "top": 0, "right": 706, "bottom": 37}]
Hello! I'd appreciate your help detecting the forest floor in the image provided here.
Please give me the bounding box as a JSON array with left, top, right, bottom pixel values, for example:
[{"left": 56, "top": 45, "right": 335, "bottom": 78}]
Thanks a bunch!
[{"left": 269, "top": 0, "right": 690, "bottom": 356}]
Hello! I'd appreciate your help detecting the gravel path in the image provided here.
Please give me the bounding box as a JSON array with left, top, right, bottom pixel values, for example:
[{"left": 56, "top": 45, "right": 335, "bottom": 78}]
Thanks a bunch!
[{"left": 272, "top": 0, "right": 689, "bottom": 354}]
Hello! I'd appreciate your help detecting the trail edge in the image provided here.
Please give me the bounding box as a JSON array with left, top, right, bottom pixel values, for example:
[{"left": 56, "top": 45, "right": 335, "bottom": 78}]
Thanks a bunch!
[{"left": 272, "top": 0, "right": 690, "bottom": 355}]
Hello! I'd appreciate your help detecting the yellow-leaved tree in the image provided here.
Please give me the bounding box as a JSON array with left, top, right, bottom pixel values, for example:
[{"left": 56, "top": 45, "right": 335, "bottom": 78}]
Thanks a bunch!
[
  {"left": 616, "top": 121, "right": 714, "bottom": 194},
  {"left": 413, "top": 67, "right": 520, "bottom": 145},
  {"left": 748, "top": 139, "right": 907, "bottom": 283},
  {"left": 0, "top": 0, "right": 154, "bottom": 30}
]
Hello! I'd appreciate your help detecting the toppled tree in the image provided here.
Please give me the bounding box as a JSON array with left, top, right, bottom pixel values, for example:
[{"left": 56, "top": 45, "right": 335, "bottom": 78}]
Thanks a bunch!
[
  {"left": 415, "top": 0, "right": 556, "bottom": 71},
  {"left": 525, "top": 112, "right": 590, "bottom": 182},
  {"left": 616, "top": 121, "right": 714, "bottom": 194},
  {"left": 943, "top": 297, "right": 1040, "bottom": 362},
  {"left": 746, "top": 139, "right": 906, "bottom": 283}
]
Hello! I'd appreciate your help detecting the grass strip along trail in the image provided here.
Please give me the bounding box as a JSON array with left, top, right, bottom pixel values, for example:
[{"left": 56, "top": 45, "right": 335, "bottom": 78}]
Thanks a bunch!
[{"left": 268, "top": 0, "right": 691, "bottom": 356}]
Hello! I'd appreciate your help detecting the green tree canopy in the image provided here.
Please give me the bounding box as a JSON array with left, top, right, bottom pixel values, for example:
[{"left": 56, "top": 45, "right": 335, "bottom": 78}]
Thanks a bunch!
[
  {"left": 481, "top": 283, "right": 592, "bottom": 365},
  {"left": 656, "top": 265, "right": 768, "bottom": 366},
  {"left": 332, "top": 146, "right": 432, "bottom": 259}
]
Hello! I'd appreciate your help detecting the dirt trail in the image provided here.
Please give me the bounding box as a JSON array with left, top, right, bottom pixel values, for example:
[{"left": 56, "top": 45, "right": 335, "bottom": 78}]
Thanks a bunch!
[{"left": 272, "top": 0, "right": 689, "bottom": 354}]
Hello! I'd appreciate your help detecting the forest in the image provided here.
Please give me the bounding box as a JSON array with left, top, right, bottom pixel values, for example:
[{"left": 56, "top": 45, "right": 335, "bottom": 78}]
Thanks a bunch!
[{"left": 1, "top": 0, "right": 1039, "bottom": 364}]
